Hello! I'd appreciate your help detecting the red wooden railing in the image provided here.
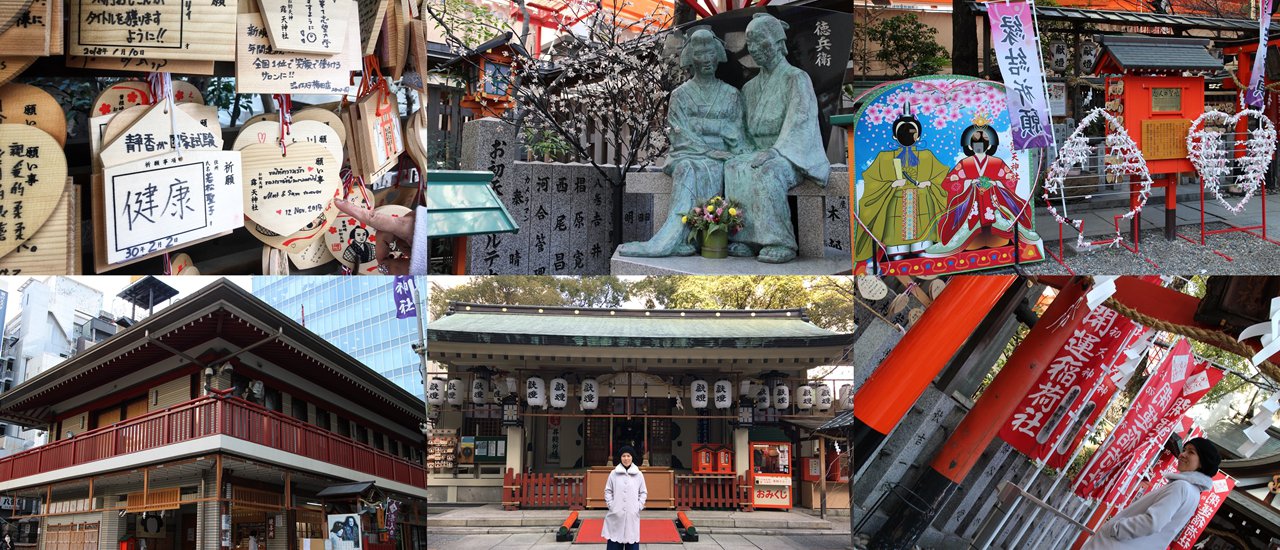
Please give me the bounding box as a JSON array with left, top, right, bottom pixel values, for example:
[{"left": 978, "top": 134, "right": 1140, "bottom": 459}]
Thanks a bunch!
[
  {"left": 503, "top": 468, "right": 585, "bottom": 510},
  {"left": 502, "top": 470, "right": 748, "bottom": 510},
  {"left": 675, "top": 475, "right": 749, "bottom": 511},
  {"left": 0, "top": 395, "right": 426, "bottom": 488}
]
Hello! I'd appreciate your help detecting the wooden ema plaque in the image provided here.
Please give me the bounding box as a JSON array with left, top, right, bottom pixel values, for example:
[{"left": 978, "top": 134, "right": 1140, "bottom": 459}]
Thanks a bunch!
[
  {"left": 0, "top": 0, "right": 33, "bottom": 35},
  {"left": 67, "top": 55, "right": 214, "bottom": 74},
  {"left": 100, "top": 150, "right": 244, "bottom": 265},
  {"left": 1142, "top": 119, "right": 1192, "bottom": 161},
  {"left": 325, "top": 184, "right": 377, "bottom": 273},
  {"left": 69, "top": 0, "right": 238, "bottom": 61},
  {"left": 356, "top": 0, "right": 386, "bottom": 56},
  {"left": 258, "top": 0, "right": 350, "bottom": 54},
  {"left": 0, "top": 124, "right": 68, "bottom": 259},
  {"left": 241, "top": 141, "right": 339, "bottom": 235},
  {"left": 235, "top": 9, "right": 360, "bottom": 94},
  {"left": 0, "top": 82, "right": 67, "bottom": 147},
  {"left": 0, "top": 0, "right": 60, "bottom": 56},
  {"left": 0, "top": 57, "right": 37, "bottom": 87},
  {"left": 0, "top": 178, "right": 75, "bottom": 274}
]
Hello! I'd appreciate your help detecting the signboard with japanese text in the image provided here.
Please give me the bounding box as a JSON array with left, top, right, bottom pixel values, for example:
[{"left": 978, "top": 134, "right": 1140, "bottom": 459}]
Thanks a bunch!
[
  {"left": 989, "top": 1, "right": 1054, "bottom": 149},
  {"left": 392, "top": 275, "right": 417, "bottom": 319}
]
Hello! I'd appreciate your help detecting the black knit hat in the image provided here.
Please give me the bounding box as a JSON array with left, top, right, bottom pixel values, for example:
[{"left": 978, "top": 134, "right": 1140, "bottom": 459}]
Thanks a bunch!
[
  {"left": 1184, "top": 438, "right": 1221, "bottom": 477},
  {"left": 617, "top": 445, "right": 637, "bottom": 463}
]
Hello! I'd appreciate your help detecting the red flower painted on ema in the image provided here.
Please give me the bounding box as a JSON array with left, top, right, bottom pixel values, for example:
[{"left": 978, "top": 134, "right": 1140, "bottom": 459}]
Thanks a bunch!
[
  {"left": 98, "top": 103, "right": 112, "bottom": 115},
  {"left": 127, "top": 92, "right": 138, "bottom": 103}
]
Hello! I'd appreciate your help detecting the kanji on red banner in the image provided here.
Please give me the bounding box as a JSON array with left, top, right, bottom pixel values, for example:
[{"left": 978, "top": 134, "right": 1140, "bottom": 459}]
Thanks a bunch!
[
  {"left": 1100, "top": 362, "right": 1223, "bottom": 508},
  {"left": 1170, "top": 473, "right": 1234, "bottom": 550},
  {"left": 1074, "top": 340, "right": 1209, "bottom": 500},
  {"left": 999, "top": 306, "right": 1144, "bottom": 466}
]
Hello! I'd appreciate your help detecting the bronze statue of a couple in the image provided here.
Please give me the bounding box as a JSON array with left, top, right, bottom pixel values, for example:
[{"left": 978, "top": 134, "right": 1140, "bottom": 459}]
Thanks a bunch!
[{"left": 618, "top": 14, "right": 830, "bottom": 264}]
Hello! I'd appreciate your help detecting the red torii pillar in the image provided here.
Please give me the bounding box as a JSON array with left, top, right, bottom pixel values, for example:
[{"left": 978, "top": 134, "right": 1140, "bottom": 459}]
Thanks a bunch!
[
  {"left": 851, "top": 276, "right": 1017, "bottom": 471},
  {"left": 871, "top": 277, "right": 1093, "bottom": 549}
]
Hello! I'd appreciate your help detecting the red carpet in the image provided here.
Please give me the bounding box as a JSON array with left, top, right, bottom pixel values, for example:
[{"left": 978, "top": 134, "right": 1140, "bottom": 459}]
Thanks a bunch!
[{"left": 573, "top": 518, "right": 682, "bottom": 544}]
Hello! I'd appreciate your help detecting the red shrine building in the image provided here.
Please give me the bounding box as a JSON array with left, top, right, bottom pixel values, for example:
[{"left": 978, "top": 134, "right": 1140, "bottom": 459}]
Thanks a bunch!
[{"left": 0, "top": 279, "right": 429, "bottom": 550}]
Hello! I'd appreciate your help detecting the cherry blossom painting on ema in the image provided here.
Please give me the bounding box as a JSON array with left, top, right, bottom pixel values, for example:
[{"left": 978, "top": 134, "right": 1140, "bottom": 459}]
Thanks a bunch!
[{"left": 851, "top": 76, "right": 1045, "bottom": 276}]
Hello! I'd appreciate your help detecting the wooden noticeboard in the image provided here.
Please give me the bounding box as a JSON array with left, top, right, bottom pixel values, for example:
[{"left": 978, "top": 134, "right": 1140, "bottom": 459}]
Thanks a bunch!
[{"left": 1141, "top": 119, "right": 1191, "bottom": 161}]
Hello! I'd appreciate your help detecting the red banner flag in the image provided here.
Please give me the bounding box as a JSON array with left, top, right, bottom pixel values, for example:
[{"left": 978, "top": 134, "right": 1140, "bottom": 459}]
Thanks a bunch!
[
  {"left": 1074, "top": 340, "right": 1208, "bottom": 500},
  {"left": 1102, "top": 362, "right": 1223, "bottom": 509},
  {"left": 1169, "top": 473, "right": 1234, "bottom": 550},
  {"left": 999, "top": 306, "right": 1144, "bottom": 465},
  {"left": 1141, "top": 419, "right": 1201, "bottom": 498}
]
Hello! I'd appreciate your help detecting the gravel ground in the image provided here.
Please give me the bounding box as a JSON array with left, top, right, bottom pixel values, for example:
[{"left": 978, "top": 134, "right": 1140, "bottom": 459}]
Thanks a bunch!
[{"left": 986, "top": 222, "right": 1280, "bottom": 275}]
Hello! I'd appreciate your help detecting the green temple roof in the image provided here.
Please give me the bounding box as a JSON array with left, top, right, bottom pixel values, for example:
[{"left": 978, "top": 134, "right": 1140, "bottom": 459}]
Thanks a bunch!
[{"left": 428, "top": 303, "right": 853, "bottom": 350}]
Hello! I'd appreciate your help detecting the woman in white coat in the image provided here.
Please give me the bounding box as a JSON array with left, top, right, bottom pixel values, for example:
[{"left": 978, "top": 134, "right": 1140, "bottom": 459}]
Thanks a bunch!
[
  {"left": 601, "top": 445, "right": 647, "bottom": 550},
  {"left": 1082, "top": 437, "right": 1220, "bottom": 550}
]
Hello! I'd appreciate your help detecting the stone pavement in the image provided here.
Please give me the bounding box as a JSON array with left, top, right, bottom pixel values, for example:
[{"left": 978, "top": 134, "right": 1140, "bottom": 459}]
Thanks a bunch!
[
  {"left": 427, "top": 504, "right": 843, "bottom": 533},
  {"left": 424, "top": 532, "right": 855, "bottom": 550},
  {"left": 1010, "top": 185, "right": 1280, "bottom": 274}
]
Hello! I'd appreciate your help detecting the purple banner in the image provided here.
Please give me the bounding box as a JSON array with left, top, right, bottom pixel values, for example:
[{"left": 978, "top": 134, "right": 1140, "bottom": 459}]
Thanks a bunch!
[
  {"left": 1246, "top": 0, "right": 1273, "bottom": 107},
  {"left": 393, "top": 276, "right": 418, "bottom": 319},
  {"left": 989, "top": 2, "right": 1054, "bottom": 150}
]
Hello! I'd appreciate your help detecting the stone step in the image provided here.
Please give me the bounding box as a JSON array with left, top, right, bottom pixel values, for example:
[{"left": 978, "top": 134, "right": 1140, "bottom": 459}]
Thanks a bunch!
[{"left": 425, "top": 526, "right": 852, "bottom": 537}]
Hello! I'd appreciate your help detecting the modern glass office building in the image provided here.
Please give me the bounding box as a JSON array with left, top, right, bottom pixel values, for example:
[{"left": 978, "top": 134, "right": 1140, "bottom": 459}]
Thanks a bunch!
[{"left": 253, "top": 276, "right": 426, "bottom": 396}]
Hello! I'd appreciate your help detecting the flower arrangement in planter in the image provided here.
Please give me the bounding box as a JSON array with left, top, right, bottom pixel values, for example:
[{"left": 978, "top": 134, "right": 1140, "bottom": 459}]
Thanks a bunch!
[{"left": 682, "top": 196, "right": 744, "bottom": 259}]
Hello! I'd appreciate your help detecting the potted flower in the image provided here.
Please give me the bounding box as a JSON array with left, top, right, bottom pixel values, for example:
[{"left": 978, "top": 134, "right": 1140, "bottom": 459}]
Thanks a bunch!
[{"left": 683, "top": 196, "right": 744, "bottom": 259}]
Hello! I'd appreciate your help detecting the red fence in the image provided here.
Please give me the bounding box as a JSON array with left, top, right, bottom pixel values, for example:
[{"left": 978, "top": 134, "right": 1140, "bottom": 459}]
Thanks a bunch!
[
  {"left": 675, "top": 475, "right": 749, "bottom": 511},
  {"left": 504, "top": 469, "right": 585, "bottom": 510},
  {"left": 0, "top": 396, "right": 426, "bottom": 488},
  {"left": 502, "top": 470, "right": 748, "bottom": 511}
]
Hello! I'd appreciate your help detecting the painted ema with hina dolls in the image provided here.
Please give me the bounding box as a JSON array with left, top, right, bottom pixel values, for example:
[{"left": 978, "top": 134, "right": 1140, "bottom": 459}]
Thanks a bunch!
[{"left": 852, "top": 76, "right": 1045, "bottom": 276}]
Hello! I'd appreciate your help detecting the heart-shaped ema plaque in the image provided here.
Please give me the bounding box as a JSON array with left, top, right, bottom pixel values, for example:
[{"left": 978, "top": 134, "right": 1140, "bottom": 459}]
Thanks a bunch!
[
  {"left": 242, "top": 141, "right": 340, "bottom": 236},
  {"left": 0, "top": 124, "right": 67, "bottom": 258},
  {"left": 288, "top": 232, "right": 337, "bottom": 270},
  {"left": 293, "top": 107, "right": 347, "bottom": 146},
  {"left": 233, "top": 120, "right": 344, "bottom": 166},
  {"left": 1186, "top": 108, "right": 1278, "bottom": 215},
  {"left": 0, "top": 82, "right": 66, "bottom": 147},
  {"left": 1043, "top": 107, "right": 1154, "bottom": 249}
]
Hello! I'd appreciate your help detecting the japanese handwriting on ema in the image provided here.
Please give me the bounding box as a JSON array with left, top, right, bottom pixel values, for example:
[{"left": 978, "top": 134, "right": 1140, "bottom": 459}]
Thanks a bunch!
[
  {"left": 123, "top": 177, "right": 196, "bottom": 230},
  {"left": 814, "top": 21, "right": 832, "bottom": 67},
  {"left": 0, "top": 143, "right": 42, "bottom": 242}
]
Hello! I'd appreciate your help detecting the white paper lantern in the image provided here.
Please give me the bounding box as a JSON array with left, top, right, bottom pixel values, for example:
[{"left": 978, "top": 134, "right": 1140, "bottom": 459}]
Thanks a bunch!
[
  {"left": 773, "top": 385, "right": 790, "bottom": 410},
  {"left": 797, "top": 385, "right": 814, "bottom": 410},
  {"left": 580, "top": 378, "right": 599, "bottom": 410},
  {"left": 755, "top": 384, "right": 769, "bottom": 410},
  {"left": 691, "top": 379, "right": 709, "bottom": 409},
  {"left": 839, "top": 384, "right": 854, "bottom": 410},
  {"left": 817, "top": 384, "right": 833, "bottom": 411},
  {"left": 713, "top": 380, "right": 733, "bottom": 410},
  {"left": 739, "top": 380, "right": 752, "bottom": 397},
  {"left": 526, "top": 377, "right": 547, "bottom": 408},
  {"left": 505, "top": 376, "right": 518, "bottom": 395},
  {"left": 426, "top": 378, "right": 446, "bottom": 406},
  {"left": 471, "top": 377, "right": 488, "bottom": 404},
  {"left": 446, "top": 379, "right": 464, "bottom": 406},
  {"left": 549, "top": 377, "right": 568, "bottom": 409}
]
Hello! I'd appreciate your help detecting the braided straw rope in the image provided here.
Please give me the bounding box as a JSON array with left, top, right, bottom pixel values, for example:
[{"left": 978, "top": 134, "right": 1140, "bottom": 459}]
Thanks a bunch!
[{"left": 1102, "top": 296, "right": 1280, "bottom": 382}]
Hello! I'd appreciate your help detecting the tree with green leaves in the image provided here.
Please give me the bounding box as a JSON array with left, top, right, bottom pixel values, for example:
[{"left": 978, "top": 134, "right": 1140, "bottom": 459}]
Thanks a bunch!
[
  {"left": 628, "top": 276, "right": 854, "bottom": 332},
  {"left": 428, "top": 276, "right": 630, "bottom": 320},
  {"left": 868, "top": 13, "right": 951, "bottom": 78}
]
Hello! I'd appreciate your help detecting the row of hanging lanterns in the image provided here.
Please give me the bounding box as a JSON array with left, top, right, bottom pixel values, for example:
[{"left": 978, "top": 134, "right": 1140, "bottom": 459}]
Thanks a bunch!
[{"left": 427, "top": 375, "right": 855, "bottom": 412}]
